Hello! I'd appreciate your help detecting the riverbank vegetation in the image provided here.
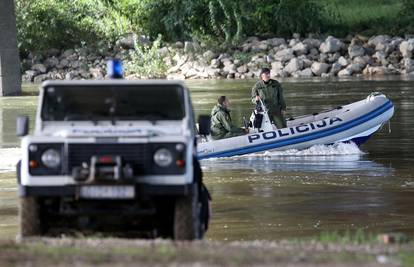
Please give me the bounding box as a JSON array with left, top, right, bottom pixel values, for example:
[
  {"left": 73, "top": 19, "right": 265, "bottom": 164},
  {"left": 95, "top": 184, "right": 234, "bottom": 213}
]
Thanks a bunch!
[{"left": 15, "top": 0, "right": 413, "bottom": 53}]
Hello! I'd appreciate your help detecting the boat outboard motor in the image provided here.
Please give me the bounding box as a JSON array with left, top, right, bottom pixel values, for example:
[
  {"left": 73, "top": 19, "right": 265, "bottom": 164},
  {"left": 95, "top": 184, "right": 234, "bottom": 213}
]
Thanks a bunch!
[{"left": 249, "top": 99, "right": 274, "bottom": 132}]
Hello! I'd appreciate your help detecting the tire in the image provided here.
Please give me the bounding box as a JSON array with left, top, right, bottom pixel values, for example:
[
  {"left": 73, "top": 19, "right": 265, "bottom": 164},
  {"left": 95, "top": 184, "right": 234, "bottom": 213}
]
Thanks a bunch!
[
  {"left": 173, "top": 184, "right": 202, "bottom": 240},
  {"left": 199, "top": 183, "right": 211, "bottom": 234},
  {"left": 19, "top": 197, "right": 41, "bottom": 238}
]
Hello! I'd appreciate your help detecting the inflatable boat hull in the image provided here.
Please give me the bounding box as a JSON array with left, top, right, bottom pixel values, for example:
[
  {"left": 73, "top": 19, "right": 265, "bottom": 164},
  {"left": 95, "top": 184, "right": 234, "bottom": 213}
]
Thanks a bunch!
[{"left": 198, "top": 93, "right": 394, "bottom": 160}]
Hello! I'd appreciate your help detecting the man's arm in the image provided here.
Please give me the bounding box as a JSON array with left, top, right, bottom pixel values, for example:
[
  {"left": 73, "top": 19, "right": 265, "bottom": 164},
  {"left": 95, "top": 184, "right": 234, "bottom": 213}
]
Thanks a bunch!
[{"left": 219, "top": 112, "right": 244, "bottom": 134}]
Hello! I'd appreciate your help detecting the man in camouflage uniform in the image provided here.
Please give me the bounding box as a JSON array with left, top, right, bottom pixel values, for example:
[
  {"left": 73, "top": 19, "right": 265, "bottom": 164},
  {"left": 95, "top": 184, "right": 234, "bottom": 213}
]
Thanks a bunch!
[
  {"left": 210, "top": 96, "right": 246, "bottom": 140},
  {"left": 251, "top": 68, "right": 287, "bottom": 128}
]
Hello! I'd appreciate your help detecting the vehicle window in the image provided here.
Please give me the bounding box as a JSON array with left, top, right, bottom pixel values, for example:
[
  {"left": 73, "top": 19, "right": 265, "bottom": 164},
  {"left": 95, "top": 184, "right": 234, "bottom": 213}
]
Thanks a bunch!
[{"left": 41, "top": 85, "right": 185, "bottom": 121}]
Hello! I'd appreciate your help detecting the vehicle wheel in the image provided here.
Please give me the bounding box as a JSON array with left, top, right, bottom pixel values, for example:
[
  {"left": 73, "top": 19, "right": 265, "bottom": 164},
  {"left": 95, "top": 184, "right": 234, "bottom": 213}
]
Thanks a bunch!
[
  {"left": 199, "top": 183, "right": 211, "bottom": 235},
  {"left": 173, "top": 184, "right": 202, "bottom": 240},
  {"left": 19, "top": 197, "right": 41, "bottom": 237}
]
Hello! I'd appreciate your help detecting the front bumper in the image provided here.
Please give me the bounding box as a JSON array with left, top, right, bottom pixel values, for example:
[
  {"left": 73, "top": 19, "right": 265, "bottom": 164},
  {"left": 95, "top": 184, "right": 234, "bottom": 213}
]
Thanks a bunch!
[{"left": 19, "top": 184, "right": 194, "bottom": 198}]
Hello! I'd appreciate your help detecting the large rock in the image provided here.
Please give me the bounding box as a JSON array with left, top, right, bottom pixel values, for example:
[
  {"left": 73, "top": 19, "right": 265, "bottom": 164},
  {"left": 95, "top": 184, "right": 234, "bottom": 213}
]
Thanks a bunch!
[
  {"left": 32, "top": 63, "right": 47, "bottom": 73},
  {"left": 348, "top": 45, "right": 365, "bottom": 59},
  {"left": 116, "top": 34, "right": 135, "bottom": 49},
  {"left": 353, "top": 56, "right": 371, "bottom": 67},
  {"left": 328, "top": 52, "right": 341, "bottom": 63},
  {"left": 58, "top": 59, "right": 70, "bottom": 69},
  {"left": 330, "top": 63, "right": 342, "bottom": 75},
  {"left": 192, "top": 40, "right": 202, "bottom": 52},
  {"left": 403, "top": 58, "right": 414, "bottom": 73},
  {"left": 223, "top": 63, "right": 236, "bottom": 73},
  {"left": 172, "top": 41, "right": 184, "bottom": 49},
  {"left": 251, "top": 41, "right": 268, "bottom": 52},
  {"left": 337, "top": 68, "right": 352, "bottom": 77},
  {"left": 289, "top": 39, "right": 299, "bottom": 47},
  {"left": 308, "top": 48, "right": 319, "bottom": 59},
  {"left": 375, "top": 42, "right": 394, "bottom": 54},
  {"left": 302, "top": 38, "right": 321, "bottom": 49},
  {"left": 399, "top": 39, "right": 414, "bottom": 58},
  {"left": 368, "top": 35, "right": 391, "bottom": 47},
  {"left": 311, "top": 62, "right": 329, "bottom": 76},
  {"left": 301, "top": 57, "right": 313, "bottom": 68},
  {"left": 337, "top": 56, "right": 348, "bottom": 67},
  {"left": 205, "top": 67, "right": 221, "bottom": 78},
  {"left": 347, "top": 63, "right": 364, "bottom": 74},
  {"left": 297, "top": 68, "right": 313, "bottom": 78},
  {"left": 388, "top": 50, "right": 403, "bottom": 65},
  {"left": 158, "top": 47, "right": 170, "bottom": 58},
  {"left": 267, "top": 38, "right": 286, "bottom": 47},
  {"left": 184, "top": 68, "right": 199, "bottom": 78},
  {"left": 373, "top": 51, "right": 388, "bottom": 65},
  {"left": 274, "top": 48, "right": 294, "bottom": 62},
  {"left": 167, "top": 73, "right": 186, "bottom": 80},
  {"left": 44, "top": 57, "right": 59, "bottom": 69},
  {"left": 62, "top": 49, "right": 75, "bottom": 58},
  {"left": 210, "top": 58, "right": 221, "bottom": 68},
  {"left": 271, "top": 61, "right": 283, "bottom": 71},
  {"left": 363, "top": 65, "right": 389, "bottom": 76},
  {"left": 237, "top": 64, "right": 248, "bottom": 74},
  {"left": 184, "top": 42, "right": 195, "bottom": 53},
  {"left": 33, "top": 74, "right": 49, "bottom": 83},
  {"left": 284, "top": 58, "right": 303, "bottom": 74},
  {"left": 319, "top": 36, "right": 344, "bottom": 54},
  {"left": 292, "top": 42, "right": 308, "bottom": 56},
  {"left": 22, "top": 70, "right": 38, "bottom": 82},
  {"left": 203, "top": 50, "right": 217, "bottom": 62},
  {"left": 90, "top": 68, "right": 104, "bottom": 79},
  {"left": 65, "top": 71, "right": 78, "bottom": 80},
  {"left": 270, "top": 68, "right": 288, "bottom": 78}
]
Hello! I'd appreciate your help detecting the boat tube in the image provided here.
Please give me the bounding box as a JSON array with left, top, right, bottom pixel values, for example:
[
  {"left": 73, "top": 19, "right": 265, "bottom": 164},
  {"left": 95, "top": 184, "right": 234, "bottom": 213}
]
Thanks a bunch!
[{"left": 198, "top": 92, "right": 394, "bottom": 160}]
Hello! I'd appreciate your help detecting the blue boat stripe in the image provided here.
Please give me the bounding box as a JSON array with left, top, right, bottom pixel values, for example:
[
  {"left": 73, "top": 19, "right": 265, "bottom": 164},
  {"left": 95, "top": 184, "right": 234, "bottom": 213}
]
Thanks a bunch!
[{"left": 198, "top": 100, "right": 393, "bottom": 159}]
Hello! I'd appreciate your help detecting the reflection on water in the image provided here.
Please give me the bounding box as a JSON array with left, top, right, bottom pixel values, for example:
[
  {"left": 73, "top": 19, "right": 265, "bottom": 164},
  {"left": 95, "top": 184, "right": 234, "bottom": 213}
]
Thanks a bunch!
[{"left": 0, "top": 79, "right": 414, "bottom": 241}]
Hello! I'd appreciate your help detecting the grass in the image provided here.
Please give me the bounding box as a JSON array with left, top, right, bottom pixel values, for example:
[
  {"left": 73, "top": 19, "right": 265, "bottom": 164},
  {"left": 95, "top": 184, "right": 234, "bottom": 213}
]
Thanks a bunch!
[
  {"left": 315, "top": 229, "right": 379, "bottom": 244},
  {"left": 321, "top": 0, "right": 403, "bottom": 36}
]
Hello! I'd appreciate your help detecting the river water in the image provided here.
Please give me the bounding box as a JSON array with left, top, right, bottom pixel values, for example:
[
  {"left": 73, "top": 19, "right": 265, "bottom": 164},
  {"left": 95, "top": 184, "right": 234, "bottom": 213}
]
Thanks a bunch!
[{"left": 0, "top": 78, "right": 413, "bottom": 241}]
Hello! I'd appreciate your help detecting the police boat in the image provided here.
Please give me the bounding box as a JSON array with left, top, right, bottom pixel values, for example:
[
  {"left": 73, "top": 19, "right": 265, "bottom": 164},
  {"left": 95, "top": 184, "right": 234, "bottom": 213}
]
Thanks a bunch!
[{"left": 197, "top": 92, "right": 394, "bottom": 160}]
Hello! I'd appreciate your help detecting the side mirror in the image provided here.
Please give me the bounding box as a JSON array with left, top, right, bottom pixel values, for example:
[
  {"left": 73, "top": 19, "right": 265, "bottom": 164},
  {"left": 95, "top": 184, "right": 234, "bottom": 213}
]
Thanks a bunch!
[
  {"left": 16, "top": 115, "right": 29, "bottom": 137},
  {"left": 198, "top": 115, "right": 211, "bottom": 136}
]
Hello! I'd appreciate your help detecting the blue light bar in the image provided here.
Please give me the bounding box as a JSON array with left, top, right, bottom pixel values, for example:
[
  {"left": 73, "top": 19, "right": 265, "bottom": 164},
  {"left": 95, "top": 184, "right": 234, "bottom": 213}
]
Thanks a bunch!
[{"left": 107, "top": 59, "right": 123, "bottom": 79}]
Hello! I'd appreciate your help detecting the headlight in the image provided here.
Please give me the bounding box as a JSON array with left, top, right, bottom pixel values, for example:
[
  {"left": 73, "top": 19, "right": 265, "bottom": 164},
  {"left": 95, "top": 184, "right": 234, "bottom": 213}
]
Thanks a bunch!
[
  {"left": 41, "top": 148, "right": 61, "bottom": 168},
  {"left": 153, "top": 148, "right": 173, "bottom": 167}
]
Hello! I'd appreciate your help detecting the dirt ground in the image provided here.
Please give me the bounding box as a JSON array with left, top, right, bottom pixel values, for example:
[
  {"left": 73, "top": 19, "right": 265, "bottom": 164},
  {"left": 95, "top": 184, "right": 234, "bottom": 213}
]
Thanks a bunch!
[{"left": 0, "top": 237, "right": 412, "bottom": 267}]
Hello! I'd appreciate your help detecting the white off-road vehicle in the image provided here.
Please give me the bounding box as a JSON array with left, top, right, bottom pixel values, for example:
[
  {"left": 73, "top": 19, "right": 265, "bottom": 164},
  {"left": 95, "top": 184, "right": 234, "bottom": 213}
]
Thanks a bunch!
[{"left": 16, "top": 80, "right": 211, "bottom": 240}]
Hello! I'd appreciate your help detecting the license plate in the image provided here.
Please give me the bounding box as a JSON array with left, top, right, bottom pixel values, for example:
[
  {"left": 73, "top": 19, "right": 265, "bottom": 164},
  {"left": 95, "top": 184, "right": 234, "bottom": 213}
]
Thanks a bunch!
[{"left": 79, "top": 185, "right": 135, "bottom": 199}]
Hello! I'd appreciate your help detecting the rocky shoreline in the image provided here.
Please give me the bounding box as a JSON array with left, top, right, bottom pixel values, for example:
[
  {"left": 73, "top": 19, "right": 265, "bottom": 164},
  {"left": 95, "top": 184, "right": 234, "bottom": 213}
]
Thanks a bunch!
[{"left": 21, "top": 34, "right": 414, "bottom": 82}]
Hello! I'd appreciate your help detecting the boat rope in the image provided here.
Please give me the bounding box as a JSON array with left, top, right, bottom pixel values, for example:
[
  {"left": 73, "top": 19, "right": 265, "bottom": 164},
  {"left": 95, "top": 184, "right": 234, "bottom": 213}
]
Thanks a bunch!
[{"left": 388, "top": 120, "right": 391, "bottom": 134}]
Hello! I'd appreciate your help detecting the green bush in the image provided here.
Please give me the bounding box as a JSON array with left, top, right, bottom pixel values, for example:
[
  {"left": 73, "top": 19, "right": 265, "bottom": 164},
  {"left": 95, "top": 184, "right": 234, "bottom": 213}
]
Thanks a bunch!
[
  {"left": 14, "top": 0, "right": 414, "bottom": 53},
  {"left": 16, "top": 0, "right": 131, "bottom": 52},
  {"left": 125, "top": 34, "right": 168, "bottom": 78}
]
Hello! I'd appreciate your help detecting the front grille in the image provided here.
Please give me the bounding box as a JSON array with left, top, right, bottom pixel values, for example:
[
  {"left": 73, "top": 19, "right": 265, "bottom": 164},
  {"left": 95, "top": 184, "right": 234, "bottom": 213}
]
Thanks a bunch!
[{"left": 68, "top": 143, "right": 150, "bottom": 174}]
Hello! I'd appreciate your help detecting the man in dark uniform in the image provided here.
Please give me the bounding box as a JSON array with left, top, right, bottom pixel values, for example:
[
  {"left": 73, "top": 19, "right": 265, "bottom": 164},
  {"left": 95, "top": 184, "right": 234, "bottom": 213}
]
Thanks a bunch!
[
  {"left": 210, "top": 96, "right": 247, "bottom": 140},
  {"left": 251, "top": 68, "right": 287, "bottom": 128}
]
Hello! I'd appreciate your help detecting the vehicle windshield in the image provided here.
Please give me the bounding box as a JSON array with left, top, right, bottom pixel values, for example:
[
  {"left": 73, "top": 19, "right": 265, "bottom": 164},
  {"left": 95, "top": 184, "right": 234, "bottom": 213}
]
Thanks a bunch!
[{"left": 41, "top": 84, "right": 185, "bottom": 121}]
